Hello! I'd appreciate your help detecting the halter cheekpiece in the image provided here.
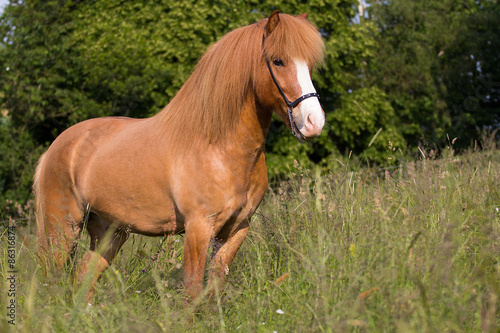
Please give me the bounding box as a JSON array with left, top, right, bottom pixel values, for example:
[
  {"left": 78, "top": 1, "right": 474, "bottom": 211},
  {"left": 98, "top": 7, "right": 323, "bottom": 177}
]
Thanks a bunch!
[{"left": 262, "top": 34, "right": 320, "bottom": 143}]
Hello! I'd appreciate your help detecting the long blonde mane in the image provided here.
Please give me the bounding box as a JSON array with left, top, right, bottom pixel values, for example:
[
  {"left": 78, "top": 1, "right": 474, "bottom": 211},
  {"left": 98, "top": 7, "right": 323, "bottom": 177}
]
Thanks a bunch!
[{"left": 156, "top": 13, "right": 325, "bottom": 146}]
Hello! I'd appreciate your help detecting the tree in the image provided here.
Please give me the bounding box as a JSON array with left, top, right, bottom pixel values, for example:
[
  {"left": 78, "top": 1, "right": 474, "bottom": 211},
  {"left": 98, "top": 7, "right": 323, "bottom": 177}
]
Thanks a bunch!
[
  {"left": 443, "top": 0, "right": 500, "bottom": 145},
  {"left": 0, "top": 0, "right": 411, "bottom": 216},
  {"left": 0, "top": 0, "right": 80, "bottom": 217},
  {"left": 366, "top": 0, "right": 500, "bottom": 152}
]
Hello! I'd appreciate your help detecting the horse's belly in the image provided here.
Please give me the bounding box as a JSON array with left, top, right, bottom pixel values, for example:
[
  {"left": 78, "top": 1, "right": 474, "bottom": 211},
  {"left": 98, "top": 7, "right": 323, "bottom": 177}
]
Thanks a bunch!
[
  {"left": 127, "top": 216, "right": 185, "bottom": 236},
  {"left": 90, "top": 197, "right": 185, "bottom": 236},
  {"left": 84, "top": 167, "right": 184, "bottom": 235}
]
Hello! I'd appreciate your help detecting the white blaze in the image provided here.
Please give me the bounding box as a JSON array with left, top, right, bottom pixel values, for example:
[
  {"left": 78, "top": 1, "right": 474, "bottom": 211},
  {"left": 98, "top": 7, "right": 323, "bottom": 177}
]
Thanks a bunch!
[{"left": 293, "top": 60, "right": 324, "bottom": 138}]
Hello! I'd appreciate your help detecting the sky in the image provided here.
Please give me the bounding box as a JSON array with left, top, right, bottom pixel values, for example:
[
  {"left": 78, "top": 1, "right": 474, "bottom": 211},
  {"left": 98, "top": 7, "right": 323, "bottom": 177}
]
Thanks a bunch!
[{"left": 0, "top": 0, "right": 8, "bottom": 14}]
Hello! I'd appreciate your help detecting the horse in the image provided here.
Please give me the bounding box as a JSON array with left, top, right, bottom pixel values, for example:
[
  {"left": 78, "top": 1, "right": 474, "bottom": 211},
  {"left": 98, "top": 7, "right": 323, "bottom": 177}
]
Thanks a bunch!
[{"left": 33, "top": 10, "right": 325, "bottom": 300}]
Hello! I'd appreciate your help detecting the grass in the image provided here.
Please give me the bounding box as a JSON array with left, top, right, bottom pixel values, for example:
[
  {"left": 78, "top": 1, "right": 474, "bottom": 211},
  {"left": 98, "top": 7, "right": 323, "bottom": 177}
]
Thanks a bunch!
[{"left": 1, "top": 148, "right": 500, "bottom": 332}]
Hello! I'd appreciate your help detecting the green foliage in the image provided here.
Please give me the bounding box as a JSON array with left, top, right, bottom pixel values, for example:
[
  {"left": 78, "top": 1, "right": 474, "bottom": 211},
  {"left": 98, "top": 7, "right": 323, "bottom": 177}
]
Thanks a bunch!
[
  {"left": 0, "top": 0, "right": 384, "bottom": 213},
  {"left": 328, "top": 86, "right": 404, "bottom": 162},
  {"left": 366, "top": 0, "right": 500, "bottom": 149},
  {"left": 1, "top": 150, "right": 499, "bottom": 331},
  {"left": 0, "top": 1, "right": 96, "bottom": 138},
  {"left": 69, "top": 0, "right": 264, "bottom": 119},
  {"left": 443, "top": 1, "right": 500, "bottom": 142},
  {"left": 0, "top": 122, "right": 43, "bottom": 216},
  {"left": 0, "top": 0, "right": 499, "bottom": 216}
]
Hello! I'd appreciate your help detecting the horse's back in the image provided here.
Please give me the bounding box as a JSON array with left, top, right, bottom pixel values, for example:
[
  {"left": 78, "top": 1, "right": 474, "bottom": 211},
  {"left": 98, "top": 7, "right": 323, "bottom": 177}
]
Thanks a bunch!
[{"left": 41, "top": 117, "right": 141, "bottom": 187}]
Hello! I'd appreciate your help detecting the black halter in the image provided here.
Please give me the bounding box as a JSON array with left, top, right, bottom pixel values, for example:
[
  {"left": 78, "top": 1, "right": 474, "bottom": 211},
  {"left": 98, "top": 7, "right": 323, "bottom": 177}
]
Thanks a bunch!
[{"left": 262, "top": 35, "right": 320, "bottom": 143}]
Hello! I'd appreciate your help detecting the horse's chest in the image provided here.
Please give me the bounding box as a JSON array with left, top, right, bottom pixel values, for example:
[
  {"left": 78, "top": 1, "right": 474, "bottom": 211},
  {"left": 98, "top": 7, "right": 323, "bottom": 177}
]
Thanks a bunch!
[
  {"left": 226, "top": 153, "right": 268, "bottom": 216},
  {"left": 176, "top": 151, "right": 267, "bottom": 216}
]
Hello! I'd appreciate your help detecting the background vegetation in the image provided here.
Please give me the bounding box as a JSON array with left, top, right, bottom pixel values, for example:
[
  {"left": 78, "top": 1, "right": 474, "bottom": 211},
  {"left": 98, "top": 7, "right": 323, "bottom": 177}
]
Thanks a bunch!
[
  {"left": 0, "top": 0, "right": 499, "bottom": 215},
  {"left": 1, "top": 148, "right": 499, "bottom": 331},
  {"left": 0, "top": 1, "right": 499, "bottom": 331}
]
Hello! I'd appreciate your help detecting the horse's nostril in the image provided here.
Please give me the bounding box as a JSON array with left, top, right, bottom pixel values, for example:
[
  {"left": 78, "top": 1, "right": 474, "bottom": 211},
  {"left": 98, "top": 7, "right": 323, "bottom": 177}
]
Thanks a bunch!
[
  {"left": 300, "top": 111, "right": 324, "bottom": 138},
  {"left": 306, "top": 113, "right": 315, "bottom": 129}
]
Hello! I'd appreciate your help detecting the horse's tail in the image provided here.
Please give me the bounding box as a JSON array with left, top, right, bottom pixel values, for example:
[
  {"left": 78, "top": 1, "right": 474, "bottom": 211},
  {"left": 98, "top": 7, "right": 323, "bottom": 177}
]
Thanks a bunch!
[{"left": 33, "top": 152, "right": 48, "bottom": 252}]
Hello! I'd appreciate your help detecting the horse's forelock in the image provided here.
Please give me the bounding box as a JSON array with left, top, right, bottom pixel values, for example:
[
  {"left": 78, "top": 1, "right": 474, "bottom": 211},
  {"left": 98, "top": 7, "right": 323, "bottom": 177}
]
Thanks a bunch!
[{"left": 263, "top": 14, "right": 325, "bottom": 68}]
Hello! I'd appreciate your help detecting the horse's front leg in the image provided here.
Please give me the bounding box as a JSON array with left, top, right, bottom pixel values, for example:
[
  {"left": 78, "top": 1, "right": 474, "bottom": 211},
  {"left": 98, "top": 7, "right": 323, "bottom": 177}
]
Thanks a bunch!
[
  {"left": 208, "top": 219, "right": 250, "bottom": 294},
  {"left": 183, "top": 219, "right": 213, "bottom": 300}
]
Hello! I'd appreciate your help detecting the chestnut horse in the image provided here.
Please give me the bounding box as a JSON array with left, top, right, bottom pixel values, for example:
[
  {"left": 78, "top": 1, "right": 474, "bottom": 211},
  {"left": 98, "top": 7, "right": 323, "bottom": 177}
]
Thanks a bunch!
[{"left": 33, "top": 10, "right": 325, "bottom": 300}]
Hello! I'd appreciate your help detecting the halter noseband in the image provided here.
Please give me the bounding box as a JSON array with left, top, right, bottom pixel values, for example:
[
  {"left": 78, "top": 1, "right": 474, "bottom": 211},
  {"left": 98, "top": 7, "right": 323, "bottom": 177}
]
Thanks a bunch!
[{"left": 262, "top": 34, "right": 320, "bottom": 143}]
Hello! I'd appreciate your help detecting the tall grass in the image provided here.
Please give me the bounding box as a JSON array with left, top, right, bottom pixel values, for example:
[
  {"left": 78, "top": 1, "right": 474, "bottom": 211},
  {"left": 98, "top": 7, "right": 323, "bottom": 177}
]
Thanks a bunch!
[{"left": 1, "top": 149, "right": 499, "bottom": 332}]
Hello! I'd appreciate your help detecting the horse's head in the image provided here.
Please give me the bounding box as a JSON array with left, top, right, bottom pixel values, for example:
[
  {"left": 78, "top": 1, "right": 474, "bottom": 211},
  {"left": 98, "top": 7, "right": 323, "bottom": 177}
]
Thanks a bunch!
[{"left": 258, "top": 11, "right": 325, "bottom": 142}]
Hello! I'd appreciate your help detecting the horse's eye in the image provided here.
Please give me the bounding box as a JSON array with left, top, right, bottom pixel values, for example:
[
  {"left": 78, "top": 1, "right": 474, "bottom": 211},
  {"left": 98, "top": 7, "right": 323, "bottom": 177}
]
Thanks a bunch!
[{"left": 273, "top": 58, "right": 284, "bottom": 67}]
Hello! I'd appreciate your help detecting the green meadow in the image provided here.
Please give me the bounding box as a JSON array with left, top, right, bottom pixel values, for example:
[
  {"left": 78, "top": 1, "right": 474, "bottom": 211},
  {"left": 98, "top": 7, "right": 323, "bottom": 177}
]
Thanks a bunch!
[{"left": 1, "top": 149, "right": 499, "bottom": 332}]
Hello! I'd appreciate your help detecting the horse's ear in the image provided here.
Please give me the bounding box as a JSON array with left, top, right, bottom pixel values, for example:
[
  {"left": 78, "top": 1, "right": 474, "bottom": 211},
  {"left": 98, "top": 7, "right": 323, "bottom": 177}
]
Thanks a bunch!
[
  {"left": 297, "top": 13, "right": 308, "bottom": 20},
  {"left": 266, "top": 10, "right": 280, "bottom": 36}
]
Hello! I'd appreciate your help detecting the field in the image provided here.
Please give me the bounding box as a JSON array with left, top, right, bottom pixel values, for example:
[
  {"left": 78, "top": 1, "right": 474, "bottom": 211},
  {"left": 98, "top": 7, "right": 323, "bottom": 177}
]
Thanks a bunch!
[{"left": 1, "top": 149, "right": 499, "bottom": 332}]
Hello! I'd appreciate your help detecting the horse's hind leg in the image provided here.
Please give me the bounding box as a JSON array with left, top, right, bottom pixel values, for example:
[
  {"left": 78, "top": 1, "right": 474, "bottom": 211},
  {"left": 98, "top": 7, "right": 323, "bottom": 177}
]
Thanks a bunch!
[
  {"left": 37, "top": 195, "right": 85, "bottom": 272},
  {"left": 76, "top": 215, "right": 129, "bottom": 300}
]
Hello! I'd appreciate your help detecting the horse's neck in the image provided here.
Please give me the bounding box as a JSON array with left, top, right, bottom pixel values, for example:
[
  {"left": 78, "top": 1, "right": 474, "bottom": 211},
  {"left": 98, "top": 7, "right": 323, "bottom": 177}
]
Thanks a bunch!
[
  {"left": 228, "top": 92, "right": 273, "bottom": 155},
  {"left": 151, "top": 90, "right": 272, "bottom": 166}
]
